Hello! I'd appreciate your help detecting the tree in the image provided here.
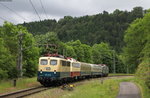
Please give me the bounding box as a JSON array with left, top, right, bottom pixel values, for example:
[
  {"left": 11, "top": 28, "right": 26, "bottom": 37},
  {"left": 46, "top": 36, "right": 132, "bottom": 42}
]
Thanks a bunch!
[
  {"left": 18, "top": 25, "right": 39, "bottom": 77},
  {"left": 35, "top": 32, "right": 59, "bottom": 55},
  {"left": 57, "top": 42, "right": 76, "bottom": 58},
  {"left": 22, "top": 19, "right": 57, "bottom": 35},
  {"left": 81, "top": 44, "right": 93, "bottom": 63},
  {"left": 0, "top": 22, "right": 39, "bottom": 78},
  {"left": 67, "top": 40, "right": 85, "bottom": 61},
  {"left": 123, "top": 11, "right": 150, "bottom": 73},
  {"left": 21, "top": 7, "right": 144, "bottom": 52},
  {"left": 123, "top": 11, "right": 150, "bottom": 90},
  {"left": 0, "top": 22, "right": 19, "bottom": 79},
  {"left": 136, "top": 32, "right": 150, "bottom": 89},
  {"left": 92, "top": 42, "right": 113, "bottom": 71},
  {"left": 66, "top": 40, "right": 93, "bottom": 63},
  {"left": 0, "top": 38, "right": 17, "bottom": 79}
]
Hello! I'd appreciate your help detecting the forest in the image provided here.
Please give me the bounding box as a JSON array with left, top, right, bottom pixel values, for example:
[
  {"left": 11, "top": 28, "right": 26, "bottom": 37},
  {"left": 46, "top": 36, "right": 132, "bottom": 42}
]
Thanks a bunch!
[
  {"left": 22, "top": 7, "right": 144, "bottom": 52},
  {"left": 0, "top": 7, "right": 149, "bottom": 90}
]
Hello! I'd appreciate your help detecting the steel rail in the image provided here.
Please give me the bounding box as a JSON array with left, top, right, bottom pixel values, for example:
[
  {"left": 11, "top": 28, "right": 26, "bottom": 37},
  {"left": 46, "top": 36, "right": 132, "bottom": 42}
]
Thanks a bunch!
[{"left": 0, "top": 86, "right": 50, "bottom": 98}]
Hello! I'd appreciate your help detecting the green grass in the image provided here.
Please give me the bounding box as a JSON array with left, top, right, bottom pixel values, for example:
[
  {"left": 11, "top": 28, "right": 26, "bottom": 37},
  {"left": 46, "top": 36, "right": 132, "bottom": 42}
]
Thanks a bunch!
[
  {"left": 133, "top": 78, "right": 150, "bottom": 98},
  {"left": 27, "top": 76, "right": 134, "bottom": 98},
  {"left": 62, "top": 79, "right": 119, "bottom": 98},
  {"left": 27, "top": 76, "right": 149, "bottom": 98},
  {"left": 109, "top": 73, "right": 134, "bottom": 76},
  {"left": 0, "top": 77, "right": 40, "bottom": 94}
]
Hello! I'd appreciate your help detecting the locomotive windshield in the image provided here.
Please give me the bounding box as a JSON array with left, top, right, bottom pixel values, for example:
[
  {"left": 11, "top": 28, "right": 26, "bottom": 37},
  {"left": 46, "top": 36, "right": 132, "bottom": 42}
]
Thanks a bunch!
[
  {"left": 50, "top": 60, "right": 57, "bottom": 65},
  {"left": 40, "top": 59, "right": 48, "bottom": 65}
]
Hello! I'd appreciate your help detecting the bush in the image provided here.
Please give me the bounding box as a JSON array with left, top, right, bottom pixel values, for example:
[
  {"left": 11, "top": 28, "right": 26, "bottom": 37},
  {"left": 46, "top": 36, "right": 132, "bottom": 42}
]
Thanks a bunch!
[{"left": 136, "top": 59, "right": 150, "bottom": 90}]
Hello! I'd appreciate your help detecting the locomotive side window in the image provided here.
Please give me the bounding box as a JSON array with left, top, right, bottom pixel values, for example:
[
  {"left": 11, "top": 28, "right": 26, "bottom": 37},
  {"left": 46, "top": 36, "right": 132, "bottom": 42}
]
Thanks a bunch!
[
  {"left": 40, "top": 59, "right": 48, "bottom": 65},
  {"left": 61, "top": 61, "right": 66, "bottom": 66},
  {"left": 50, "top": 60, "right": 57, "bottom": 65},
  {"left": 67, "top": 62, "right": 70, "bottom": 66},
  {"left": 61, "top": 61, "right": 70, "bottom": 66}
]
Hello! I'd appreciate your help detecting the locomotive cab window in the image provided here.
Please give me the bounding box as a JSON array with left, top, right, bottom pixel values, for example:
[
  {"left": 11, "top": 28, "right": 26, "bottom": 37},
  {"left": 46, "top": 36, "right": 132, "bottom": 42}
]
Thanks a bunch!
[
  {"left": 40, "top": 59, "right": 48, "bottom": 65},
  {"left": 50, "top": 60, "right": 57, "bottom": 65}
]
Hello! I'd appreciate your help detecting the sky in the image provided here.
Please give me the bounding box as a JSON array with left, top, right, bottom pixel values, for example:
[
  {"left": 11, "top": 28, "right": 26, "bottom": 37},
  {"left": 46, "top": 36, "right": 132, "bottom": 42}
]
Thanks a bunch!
[{"left": 0, "top": 0, "right": 149, "bottom": 25}]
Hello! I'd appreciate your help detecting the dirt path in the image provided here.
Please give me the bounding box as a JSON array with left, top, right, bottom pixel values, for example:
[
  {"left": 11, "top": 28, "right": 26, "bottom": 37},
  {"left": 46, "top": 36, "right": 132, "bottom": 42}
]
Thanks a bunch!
[{"left": 117, "top": 82, "right": 141, "bottom": 98}]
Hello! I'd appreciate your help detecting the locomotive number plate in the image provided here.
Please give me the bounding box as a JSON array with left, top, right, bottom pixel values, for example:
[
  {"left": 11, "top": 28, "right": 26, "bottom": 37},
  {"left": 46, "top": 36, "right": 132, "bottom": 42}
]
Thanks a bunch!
[{"left": 45, "top": 67, "right": 51, "bottom": 70}]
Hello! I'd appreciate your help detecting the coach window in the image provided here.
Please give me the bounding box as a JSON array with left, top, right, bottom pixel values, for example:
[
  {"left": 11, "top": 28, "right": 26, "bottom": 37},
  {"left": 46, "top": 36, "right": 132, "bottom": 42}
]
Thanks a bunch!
[
  {"left": 72, "top": 63, "right": 80, "bottom": 68},
  {"left": 40, "top": 59, "right": 48, "bottom": 65},
  {"left": 50, "top": 60, "right": 57, "bottom": 65}
]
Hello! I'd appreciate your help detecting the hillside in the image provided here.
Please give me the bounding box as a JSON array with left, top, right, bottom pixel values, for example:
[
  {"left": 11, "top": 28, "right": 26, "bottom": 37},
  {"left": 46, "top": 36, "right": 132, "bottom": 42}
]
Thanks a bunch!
[{"left": 21, "top": 7, "right": 144, "bottom": 52}]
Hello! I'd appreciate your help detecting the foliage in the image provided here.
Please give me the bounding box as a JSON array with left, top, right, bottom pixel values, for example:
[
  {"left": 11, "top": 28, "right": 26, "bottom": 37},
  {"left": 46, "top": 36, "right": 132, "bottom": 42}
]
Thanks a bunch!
[
  {"left": 20, "top": 26, "right": 39, "bottom": 77},
  {"left": 123, "top": 11, "right": 150, "bottom": 91},
  {"left": 92, "top": 42, "right": 126, "bottom": 73},
  {"left": 58, "top": 42, "right": 77, "bottom": 58},
  {"left": 136, "top": 33, "right": 150, "bottom": 90},
  {"left": 136, "top": 59, "right": 150, "bottom": 89},
  {"left": 22, "top": 7, "right": 144, "bottom": 52},
  {"left": 22, "top": 19, "right": 57, "bottom": 35},
  {"left": 34, "top": 32, "right": 59, "bottom": 55},
  {"left": 66, "top": 40, "right": 93, "bottom": 63},
  {"left": 123, "top": 12, "right": 150, "bottom": 73},
  {"left": 92, "top": 42, "right": 112, "bottom": 64},
  {"left": 0, "top": 38, "right": 9, "bottom": 79},
  {"left": 0, "top": 23, "right": 19, "bottom": 79},
  {"left": 0, "top": 22, "right": 39, "bottom": 79}
]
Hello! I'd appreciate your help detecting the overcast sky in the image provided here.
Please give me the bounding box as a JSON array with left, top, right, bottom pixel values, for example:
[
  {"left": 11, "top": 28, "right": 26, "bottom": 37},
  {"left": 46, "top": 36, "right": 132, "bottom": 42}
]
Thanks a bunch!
[{"left": 0, "top": 0, "right": 149, "bottom": 25}]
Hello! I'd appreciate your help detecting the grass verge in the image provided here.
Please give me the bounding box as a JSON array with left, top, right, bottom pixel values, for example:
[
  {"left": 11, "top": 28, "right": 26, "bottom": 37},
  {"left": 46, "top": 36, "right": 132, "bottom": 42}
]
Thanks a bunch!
[
  {"left": 134, "top": 77, "right": 150, "bottom": 98},
  {"left": 27, "top": 76, "right": 149, "bottom": 98},
  {"left": 109, "top": 73, "right": 134, "bottom": 76},
  {"left": 26, "top": 76, "right": 134, "bottom": 98},
  {"left": 0, "top": 77, "right": 40, "bottom": 94}
]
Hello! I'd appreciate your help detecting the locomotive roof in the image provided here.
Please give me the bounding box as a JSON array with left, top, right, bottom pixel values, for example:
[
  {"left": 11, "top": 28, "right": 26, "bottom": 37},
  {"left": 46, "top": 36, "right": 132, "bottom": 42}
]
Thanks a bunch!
[{"left": 39, "top": 56, "right": 66, "bottom": 60}]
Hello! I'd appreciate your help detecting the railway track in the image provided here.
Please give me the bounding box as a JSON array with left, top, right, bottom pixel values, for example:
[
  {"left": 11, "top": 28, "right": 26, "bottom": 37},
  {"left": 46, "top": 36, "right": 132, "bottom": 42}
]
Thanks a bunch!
[{"left": 0, "top": 86, "right": 50, "bottom": 98}]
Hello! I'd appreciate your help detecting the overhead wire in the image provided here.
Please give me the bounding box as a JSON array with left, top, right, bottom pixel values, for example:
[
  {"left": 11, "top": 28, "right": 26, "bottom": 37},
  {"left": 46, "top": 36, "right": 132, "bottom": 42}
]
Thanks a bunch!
[
  {"left": 0, "top": 16, "right": 13, "bottom": 24},
  {"left": 0, "top": 3, "right": 28, "bottom": 22},
  {"left": 29, "top": 0, "right": 41, "bottom": 21},
  {"left": 0, "top": 16, "right": 12, "bottom": 26},
  {"left": 39, "top": 0, "right": 48, "bottom": 19},
  {"left": 0, "top": 16, "right": 8, "bottom": 21}
]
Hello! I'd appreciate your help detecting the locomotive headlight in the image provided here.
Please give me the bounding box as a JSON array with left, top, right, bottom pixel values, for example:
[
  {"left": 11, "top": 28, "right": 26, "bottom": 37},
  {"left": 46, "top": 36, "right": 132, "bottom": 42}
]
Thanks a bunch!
[
  {"left": 40, "top": 70, "right": 42, "bottom": 73},
  {"left": 54, "top": 70, "right": 56, "bottom": 74}
]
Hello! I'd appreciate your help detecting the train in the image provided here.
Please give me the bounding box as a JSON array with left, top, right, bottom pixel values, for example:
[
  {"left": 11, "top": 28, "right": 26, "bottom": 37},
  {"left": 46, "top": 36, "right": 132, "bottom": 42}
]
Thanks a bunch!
[{"left": 37, "top": 54, "right": 109, "bottom": 86}]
